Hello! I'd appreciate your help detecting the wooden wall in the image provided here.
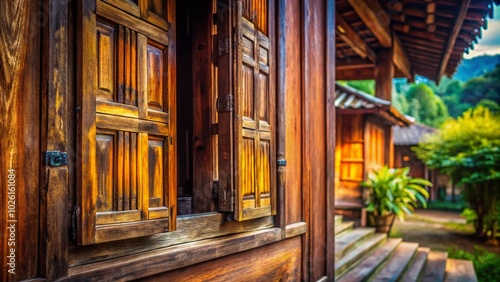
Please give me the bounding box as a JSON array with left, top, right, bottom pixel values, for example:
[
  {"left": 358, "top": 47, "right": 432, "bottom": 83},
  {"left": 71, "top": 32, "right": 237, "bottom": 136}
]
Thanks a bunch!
[
  {"left": 336, "top": 114, "right": 364, "bottom": 204},
  {"left": 0, "top": 0, "right": 336, "bottom": 280},
  {"left": 140, "top": 237, "right": 302, "bottom": 281},
  {"left": 0, "top": 1, "right": 41, "bottom": 281}
]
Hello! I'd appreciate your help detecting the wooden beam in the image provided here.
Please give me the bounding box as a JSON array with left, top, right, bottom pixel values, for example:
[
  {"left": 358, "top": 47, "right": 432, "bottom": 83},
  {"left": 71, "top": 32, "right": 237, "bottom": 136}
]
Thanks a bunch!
[
  {"left": 393, "top": 31, "right": 413, "bottom": 80},
  {"left": 336, "top": 57, "right": 373, "bottom": 70},
  {"left": 437, "top": 0, "right": 471, "bottom": 81},
  {"left": 335, "top": 12, "right": 376, "bottom": 62},
  {"left": 375, "top": 47, "right": 394, "bottom": 100},
  {"left": 346, "top": 0, "right": 392, "bottom": 47},
  {"left": 336, "top": 67, "right": 375, "bottom": 80}
]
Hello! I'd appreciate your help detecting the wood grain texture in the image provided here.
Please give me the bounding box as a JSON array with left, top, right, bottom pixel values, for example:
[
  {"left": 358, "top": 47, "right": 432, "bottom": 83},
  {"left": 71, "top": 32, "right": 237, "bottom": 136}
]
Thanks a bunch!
[
  {"left": 191, "top": 0, "right": 216, "bottom": 213},
  {"left": 0, "top": 1, "right": 41, "bottom": 280},
  {"left": 66, "top": 228, "right": 283, "bottom": 281},
  {"left": 69, "top": 213, "right": 274, "bottom": 267},
  {"left": 280, "top": 0, "right": 303, "bottom": 226},
  {"left": 141, "top": 237, "right": 302, "bottom": 282},
  {"left": 374, "top": 47, "right": 394, "bottom": 101}
]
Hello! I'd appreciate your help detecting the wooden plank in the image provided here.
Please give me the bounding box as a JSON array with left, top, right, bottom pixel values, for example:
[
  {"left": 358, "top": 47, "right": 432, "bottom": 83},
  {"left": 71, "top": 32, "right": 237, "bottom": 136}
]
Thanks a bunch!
[
  {"left": 393, "top": 32, "right": 413, "bottom": 80},
  {"left": 422, "top": 251, "right": 448, "bottom": 282},
  {"left": 437, "top": 0, "right": 471, "bottom": 81},
  {"left": 40, "top": 168, "right": 69, "bottom": 279},
  {"left": 335, "top": 228, "right": 376, "bottom": 260},
  {"left": 0, "top": 1, "right": 41, "bottom": 280},
  {"left": 326, "top": 1, "right": 336, "bottom": 279},
  {"left": 402, "top": 247, "right": 430, "bottom": 281},
  {"left": 69, "top": 213, "right": 274, "bottom": 267},
  {"left": 191, "top": 0, "right": 215, "bottom": 213},
  {"left": 336, "top": 235, "right": 394, "bottom": 279},
  {"left": 282, "top": 0, "right": 303, "bottom": 227},
  {"left": 336, "top": 12, "right": 376, "bottom": 62},
  {"left": 371, "top": 242, "right": 419, "bottom": 281},
  {"left": 66, "top": 228, "right": 282, "bottom": 281},
  {"left": 346, "top": 0, "right": 391, "bottom": 47},
  {"left": 374, "top": 47, "right": 394, "bottom": 101},
  {"left": 445, "top": 259, "right": 478, "bottom": 282},
  {"left": 96, "top": 0, "right": 168, "bottom": 45},
  {"left": 285, "top": 222, "right": 307, "bottom": 238},
  {"left": 140, "top": 236, "right": 302, "bottom": 281}
]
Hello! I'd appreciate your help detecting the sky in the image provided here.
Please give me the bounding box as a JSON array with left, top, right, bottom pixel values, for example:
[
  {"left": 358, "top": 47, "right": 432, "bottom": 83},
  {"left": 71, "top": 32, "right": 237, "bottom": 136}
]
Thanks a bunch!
[{"left": 464, "top": 5, "right": 500, "bottom": 58}]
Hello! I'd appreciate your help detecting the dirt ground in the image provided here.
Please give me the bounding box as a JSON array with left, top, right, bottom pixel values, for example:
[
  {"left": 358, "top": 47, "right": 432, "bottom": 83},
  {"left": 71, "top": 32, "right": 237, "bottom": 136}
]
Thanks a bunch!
[{"left": 390, "top": 209, "right": 500, "bottom": 255}]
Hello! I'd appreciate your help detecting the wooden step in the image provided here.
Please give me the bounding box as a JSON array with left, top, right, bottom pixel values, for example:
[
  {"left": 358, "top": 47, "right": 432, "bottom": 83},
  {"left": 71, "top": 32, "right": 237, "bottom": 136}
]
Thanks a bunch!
[
  {"left": 445, "top": 259, "right": 477, "bottom": 282},
  {"left": 335, "top": 228, "right": 376, "bottom": 261},
  {"left": 335, "top": 215, "right": 343, "bottom": 226},
  {"left": 335, "top": 234, "right": 390, "bottom": 279},
  {"left": 336, "top": 237, "right": 401, "bottom": 282},
  {"left": 370, "top": 242, "right": 419, "bottom": 282},
  {"left": 335, "top": 222, "right": 354, "bottom": 236},
  {"left": 421, "top": 251, "right": 448, "bottom": 282},
  {"left": 401, "top": 247, "right": 430, "bottom": 282}
]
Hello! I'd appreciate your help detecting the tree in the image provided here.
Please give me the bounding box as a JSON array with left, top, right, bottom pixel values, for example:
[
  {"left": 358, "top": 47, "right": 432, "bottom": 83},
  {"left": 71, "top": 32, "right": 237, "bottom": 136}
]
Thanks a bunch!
[
  {"left": 405, "top": 84, "right": 449, "bottom": 127},
  {"left": 345, "top": 80, "right": 375, "bottom": 95},
  {"left": 415, "top": 107, "right": 500, "bottom": 241}
]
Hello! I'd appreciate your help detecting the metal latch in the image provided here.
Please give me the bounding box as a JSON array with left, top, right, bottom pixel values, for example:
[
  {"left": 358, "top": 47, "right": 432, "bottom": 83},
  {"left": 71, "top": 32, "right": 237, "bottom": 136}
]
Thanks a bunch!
[
  {"left": 216, "top": 95, "right": 234, "bottom": 112},
  {"left": 42, "top": 151, "right": 68, "bottom": 167}
]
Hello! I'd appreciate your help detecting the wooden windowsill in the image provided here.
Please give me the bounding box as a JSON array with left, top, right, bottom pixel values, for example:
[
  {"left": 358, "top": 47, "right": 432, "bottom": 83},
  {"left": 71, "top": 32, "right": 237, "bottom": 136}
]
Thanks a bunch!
[{"left": 66, "top": 228, "right": 283, "bottom": 281}]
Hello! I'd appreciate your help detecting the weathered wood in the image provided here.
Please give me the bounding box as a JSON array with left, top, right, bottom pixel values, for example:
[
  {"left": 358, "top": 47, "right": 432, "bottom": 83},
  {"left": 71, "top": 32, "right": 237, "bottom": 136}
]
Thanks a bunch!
[
  {"left": 445, "top": 259, "right": 478, "bottom": 282},
  {"left": 437, "top": 0, "right": 471, "bottom": 81},
  {"left": 285, "top": 222, "right": 307, "bottom": 238},
  {"left": 140, "top": 236, "right": 302, "bottom": 282},
  {"left": 191, "top": 0, "right": 215, "bottom": 213},
  {"left": 336, "top": 234, "right": 393, "bottom": 278},
  {"left": 66, "top": 228, "right": 282, "bottom": 281},
  {"left": 393, "top": 32, "right": 413, "bottom": 80},
  {"left": 402, "top": 247, "right": 430, "bottom": 281},
  {"left": 347, "top": 0, "right": 391, "bottom": 47},
  {"left": 335, "top": 228, "right": 376, "bottom": 260},
  {"left": 282, "top": 0, "right": 303, "bottom": 227},
  {"left": 69, "top": 213, "right": 274, "bottom": 267},
  {"left": 0, "top": 1, "right": 41, "bottom": 280},
  {"left": 375, "top": 47, "right": 394, "bottom": 101},
  {"left": 422, "top": 251, "right": 448, "bottom": 282},
  {"left": 371, "top": 242, "right": 419, "bottom": 281},
  {"left": 326, "top": 0, "right": 336, "bottom": 279},
  {"left": 336, "top": 12, "right": 376, "bottom": 62}
]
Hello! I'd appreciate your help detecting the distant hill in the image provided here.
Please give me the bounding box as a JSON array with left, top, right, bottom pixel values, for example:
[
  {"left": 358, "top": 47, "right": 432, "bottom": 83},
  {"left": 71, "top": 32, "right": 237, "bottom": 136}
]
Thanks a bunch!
[{"left": 453, "top": 54, "right": 500, "bottom": 82}]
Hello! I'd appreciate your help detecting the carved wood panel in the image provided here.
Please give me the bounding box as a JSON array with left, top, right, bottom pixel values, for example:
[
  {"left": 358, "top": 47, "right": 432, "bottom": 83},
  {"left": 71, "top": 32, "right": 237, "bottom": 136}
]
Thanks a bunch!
[{"left": 78, "top": 0, "right": 175, "bottom": 245}]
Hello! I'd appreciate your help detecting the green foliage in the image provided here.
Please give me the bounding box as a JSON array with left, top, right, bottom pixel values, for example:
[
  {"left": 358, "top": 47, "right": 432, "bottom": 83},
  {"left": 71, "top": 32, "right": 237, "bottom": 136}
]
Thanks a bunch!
[
  {"left": 416, "top": 107, "right": 500, "bottom": 240},
  {"left": 361, "top": 166, "right": 431, "bottom": 221},
  {"left": 448, "top": 246, "right": 500, "bottom": 282},
  {"left": 427, "top": 200, "right": 467, "bottom": 211},
  {"left": 344, "top": 80, "right": 375, "bottom": 95},
  {"left": 404, "top": 84, "right": 449, "bottom": 127}
]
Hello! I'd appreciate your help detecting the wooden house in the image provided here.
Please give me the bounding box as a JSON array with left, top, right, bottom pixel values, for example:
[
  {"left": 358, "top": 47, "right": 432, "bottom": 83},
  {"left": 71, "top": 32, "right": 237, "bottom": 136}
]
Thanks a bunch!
[
  {"left": 394, "top": 123, "right": 453, "bottom": 202},
  {"left": 334, "top": 83, "right": 413, "bottom": 225},
  {"left": 0, "top": 0, "right": 495, "bottom": 281}
]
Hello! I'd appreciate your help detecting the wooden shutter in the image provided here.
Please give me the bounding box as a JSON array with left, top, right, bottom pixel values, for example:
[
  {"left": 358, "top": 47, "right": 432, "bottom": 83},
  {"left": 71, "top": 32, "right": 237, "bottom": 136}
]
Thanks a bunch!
[
  {"left": 77, "top": 0, "right": 176, "bottom": 245},
  {"left": 217, "top": 0, "right": 276, "bottom": 221}
]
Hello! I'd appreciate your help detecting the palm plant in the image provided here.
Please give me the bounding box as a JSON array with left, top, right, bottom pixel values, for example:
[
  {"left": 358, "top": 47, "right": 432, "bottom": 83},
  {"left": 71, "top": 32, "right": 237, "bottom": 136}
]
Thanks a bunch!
[{"left": 361, "top": 166, "right": 431, "bottom": 232}]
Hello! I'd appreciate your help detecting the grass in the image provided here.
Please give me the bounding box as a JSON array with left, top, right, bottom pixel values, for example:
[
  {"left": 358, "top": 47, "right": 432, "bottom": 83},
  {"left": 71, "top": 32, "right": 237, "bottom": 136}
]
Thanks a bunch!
[{"left": 404, "top": 213, "right": 475, "bottom": 233}]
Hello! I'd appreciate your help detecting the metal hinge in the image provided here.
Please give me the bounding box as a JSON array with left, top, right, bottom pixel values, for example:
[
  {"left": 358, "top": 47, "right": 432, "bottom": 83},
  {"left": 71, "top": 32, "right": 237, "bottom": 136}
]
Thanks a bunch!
[
  {"left": 218, "top": 37, "right": 230, "bottom": 56},
  {"left": 42, "top": 151, "right": 68, "bottom": 167},
  {"left": 216, "top": 95, "right": 234, "bottom": 112}
]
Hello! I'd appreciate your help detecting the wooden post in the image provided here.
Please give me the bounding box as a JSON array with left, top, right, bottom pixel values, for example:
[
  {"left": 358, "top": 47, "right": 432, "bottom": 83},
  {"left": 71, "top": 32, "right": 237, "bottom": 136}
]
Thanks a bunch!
[
  {"left": 1, "top": 1, "right": 41, "bottom": 280},
  {"left": 277, "top": 0, "right": 287, "bottom": 239},
  {"left": 39, "top": 0, "right": 69, "bottom": 279},
  {"left": 385, "top": 125, "right": 394, "bottom": 167},
  {"left": 374, "top": 47, "right": 394, "bottom": 101}
]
